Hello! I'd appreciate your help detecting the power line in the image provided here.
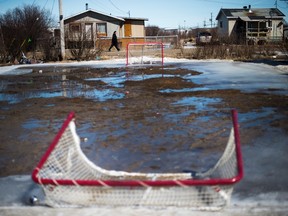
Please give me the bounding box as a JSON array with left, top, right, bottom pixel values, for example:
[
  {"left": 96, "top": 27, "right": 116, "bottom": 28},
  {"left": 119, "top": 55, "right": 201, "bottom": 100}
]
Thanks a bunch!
[
  {"left": 87, "top": 0, "right": 118, "bottom": 14},
  {"left": 278, "top": 0, "right": 288, "bottom": 10},
  {"left": 108, "top": 0, "right": 123, "bottom": 12},
  {"left": 90, "top": 0, "right": 110, "bottom": 11},
  {"left": 82, "top": 0, "right": 128, "bottom": 16},
  {"left": 51, "top": 0, "right": 55, "bottom": 15},
  {"left": 199, "top": 0, "right": 243, "bottom": 5},
  {"left": 108, "top": 0, "right": 129, "bottom": 15}
]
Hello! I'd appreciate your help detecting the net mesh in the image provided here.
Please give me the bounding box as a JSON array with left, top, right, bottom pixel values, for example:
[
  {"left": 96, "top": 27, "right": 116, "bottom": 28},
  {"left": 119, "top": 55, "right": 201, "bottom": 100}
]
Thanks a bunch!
[
  {"left": 32, "top": 112, "right": 242, "bottom": 210},
  {"left": 126, "top": 42, "right": 164, "bottom": 66}
]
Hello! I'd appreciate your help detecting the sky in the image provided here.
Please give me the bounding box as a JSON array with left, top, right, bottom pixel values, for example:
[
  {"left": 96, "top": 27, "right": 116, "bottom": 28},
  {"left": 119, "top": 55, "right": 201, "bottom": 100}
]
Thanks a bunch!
[{"left": 0, "top": 0, "right": 288, "bottom": 29}]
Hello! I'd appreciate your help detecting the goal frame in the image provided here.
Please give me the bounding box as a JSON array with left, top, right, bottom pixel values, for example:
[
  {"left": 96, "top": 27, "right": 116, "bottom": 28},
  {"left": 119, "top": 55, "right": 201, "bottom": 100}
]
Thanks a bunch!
[
  {"left": 31, "top": 110, "right": 243, "bottom": 209},
  {"left": 32, "top": 110, "right": 243, "bottom": 187},
  {"left": 126, "top": 42, "right": 164, "bottom": 67}
]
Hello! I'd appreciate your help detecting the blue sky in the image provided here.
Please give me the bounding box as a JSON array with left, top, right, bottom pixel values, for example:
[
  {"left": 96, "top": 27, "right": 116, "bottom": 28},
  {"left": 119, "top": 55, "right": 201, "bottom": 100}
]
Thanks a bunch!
[{"left": 0, "top": 0, "right": 287, "bottom": 29}]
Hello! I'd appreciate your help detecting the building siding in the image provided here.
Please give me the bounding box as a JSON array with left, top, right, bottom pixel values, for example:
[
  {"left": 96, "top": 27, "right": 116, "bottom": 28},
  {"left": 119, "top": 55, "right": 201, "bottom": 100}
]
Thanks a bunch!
[{"left": 216, "top": 8, "right": 285, "bottom": 44}]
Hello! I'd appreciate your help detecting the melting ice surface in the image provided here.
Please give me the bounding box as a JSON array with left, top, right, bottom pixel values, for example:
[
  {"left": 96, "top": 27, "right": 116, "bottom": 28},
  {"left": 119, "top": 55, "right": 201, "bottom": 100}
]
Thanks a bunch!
[
  {"left": 0, "top": 80, "right": 124, "bottom": 104},
  {"left": 173, "top": 96, "right": 222, "bottom": 112},
  {"left": 179, "top": 61, "right": 288, "bottom": 94},
  {"left": 85, "top": 73, "right": 176, "bottom": 87},
  {"left": 1, "top": 59, "right": 288, "bottom": 209},
  {"left": 1, "top": 59, "right": 288, "bottom": 103}
]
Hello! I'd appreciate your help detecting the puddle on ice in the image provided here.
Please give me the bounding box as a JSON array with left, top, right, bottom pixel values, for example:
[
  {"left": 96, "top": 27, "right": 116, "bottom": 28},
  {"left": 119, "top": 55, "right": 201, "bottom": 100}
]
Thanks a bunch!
[
  {"left": 86, "top": 72, "right": 127, "bottom": 87},
  {"left": 0, "top": 90, "right": 123, "bottom": 104},
  {"left": 173, "top": 96, "right": 222, "bottom": 112},
  {"left": 85, "top": 73, "right": 176, "bottom": 87},
  {"left": 0, "top": 80, "right": 124, "bottom": 104},
  {"left": 180, "top": 61, "right": 288, "bottom": 94},
  {"left": 238, "top": 107, "right": 281, "bottom": 128},
  {"left": 0, "top": 73, "right": 179, "bottom": 103},
  {"left": 20, "top": 119, "right": 51, "bottom": 140},
  {"left": 22, "top": 119, "right": 44, "bottom": 130}
]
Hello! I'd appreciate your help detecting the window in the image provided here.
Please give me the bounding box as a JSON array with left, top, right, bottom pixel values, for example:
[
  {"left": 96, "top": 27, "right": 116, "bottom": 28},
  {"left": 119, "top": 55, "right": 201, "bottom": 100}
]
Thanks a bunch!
[
  {"left": 247, "top": 22, "right": 258, "bottom": 32},
  {"left": 85, "top": 23, "right": 93, "bottom": 40},
  {"left": 220, "top": 21, "right": 223, "bottom": 28},
  {"left": 268, "top": 20, "right": 272, "bottom": 28},
  {"left": 96, "top": 23, "right": 107, "bottom": 37},
  {"left": 71, "top": 24, "right": 80, "bottom": 32},
  {"left": 70, "top": 24, "right": 81, "bottom": 39},
  {"left": 259, "top": 21, "right": 267, "bottom": 32}
]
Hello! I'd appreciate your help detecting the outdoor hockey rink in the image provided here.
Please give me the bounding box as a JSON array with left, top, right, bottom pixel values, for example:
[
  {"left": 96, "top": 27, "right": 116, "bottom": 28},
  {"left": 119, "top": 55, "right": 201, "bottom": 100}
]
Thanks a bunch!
[{"left": 0, "top": 58, "right": 288, "bottom": 215}]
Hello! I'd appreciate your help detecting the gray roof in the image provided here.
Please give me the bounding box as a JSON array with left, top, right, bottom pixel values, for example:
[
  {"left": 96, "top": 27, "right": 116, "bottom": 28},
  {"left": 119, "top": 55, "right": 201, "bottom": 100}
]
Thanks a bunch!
[
  {"left": 64, "top": 9, "right": 148, "bottom": 23},
  {"left": 120, "top": 17, "right": 149, "bottom": 21},
  {"left": 64, "top": 9, "right": 125, "bottom": 22},
  {"left": 216, "top": 8, "right": 285, "bottom": 20}
]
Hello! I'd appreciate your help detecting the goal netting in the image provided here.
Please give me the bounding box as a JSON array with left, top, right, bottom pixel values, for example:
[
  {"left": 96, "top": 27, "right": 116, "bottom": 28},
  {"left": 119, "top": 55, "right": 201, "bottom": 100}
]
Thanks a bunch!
[
  {"left": 126, "top": 42, "right": 164, "bottom": 66},
  {"left": 32, "top": 110, "right": 243, "bottom": 210}
]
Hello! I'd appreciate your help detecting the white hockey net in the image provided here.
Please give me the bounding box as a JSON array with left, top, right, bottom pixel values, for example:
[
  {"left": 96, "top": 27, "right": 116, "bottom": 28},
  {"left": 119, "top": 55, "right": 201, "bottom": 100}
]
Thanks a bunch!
[
  {"left": 126, "top": 42, "right": 164, "bottom": 66},
  {"left": 32, "top": 111, "right": 243, "bottom": 210}
]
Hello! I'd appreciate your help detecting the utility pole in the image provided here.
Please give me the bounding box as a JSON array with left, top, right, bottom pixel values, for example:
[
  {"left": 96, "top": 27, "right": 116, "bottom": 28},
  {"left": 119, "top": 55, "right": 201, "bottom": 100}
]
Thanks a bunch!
[
  {"left": 59, "top": 0, "right": 65, "bottom": 60},
  {"left": 209, "top": 13, "right": 213, "bottom": 28}
]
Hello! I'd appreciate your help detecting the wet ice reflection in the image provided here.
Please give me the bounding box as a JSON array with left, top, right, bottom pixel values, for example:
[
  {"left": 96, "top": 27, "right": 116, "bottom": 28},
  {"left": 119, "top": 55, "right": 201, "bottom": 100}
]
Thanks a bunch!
[
  {"left": 85, "top": 73, "right": 176, "bottom": 87},
  {"left": 180, "top": 61, "right": 288, "bottom": 94},
  {"left": 0, "top": 79, "right": 124, "bottom": 104},
  {"left": 173, "top": 97, "right": 222, "bottom": 112}
]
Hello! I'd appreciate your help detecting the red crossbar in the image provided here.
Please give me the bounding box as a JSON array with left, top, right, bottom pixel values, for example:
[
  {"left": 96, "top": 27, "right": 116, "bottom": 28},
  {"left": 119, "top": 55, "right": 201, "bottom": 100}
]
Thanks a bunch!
[{"left": 32, "top": 109, "right": 243, "bottom": 187}]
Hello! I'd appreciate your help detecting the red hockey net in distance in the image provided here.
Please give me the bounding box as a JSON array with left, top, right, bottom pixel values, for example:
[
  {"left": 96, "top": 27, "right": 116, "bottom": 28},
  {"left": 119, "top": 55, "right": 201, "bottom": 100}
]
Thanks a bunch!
[{"left": 126, "top": 42, "right": 164, "bottom": 66}]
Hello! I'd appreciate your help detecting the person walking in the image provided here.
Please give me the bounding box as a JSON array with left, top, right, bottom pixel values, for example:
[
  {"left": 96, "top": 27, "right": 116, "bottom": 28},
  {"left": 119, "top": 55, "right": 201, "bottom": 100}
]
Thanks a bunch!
[{"left": 109, "top": 31, "right": 120, "bottom": 51}]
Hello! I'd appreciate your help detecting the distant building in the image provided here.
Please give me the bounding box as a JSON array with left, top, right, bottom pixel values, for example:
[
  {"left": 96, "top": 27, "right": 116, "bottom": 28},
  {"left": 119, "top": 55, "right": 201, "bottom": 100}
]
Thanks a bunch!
[
  {"left": 216, "top": 5, "right": 285, "bottom": 44},
  {"left": 63, "top": 5, "right": 148, "bottom": 51},
  {"left": 284, "top": 23, "right": 288, "bottom": 43}
]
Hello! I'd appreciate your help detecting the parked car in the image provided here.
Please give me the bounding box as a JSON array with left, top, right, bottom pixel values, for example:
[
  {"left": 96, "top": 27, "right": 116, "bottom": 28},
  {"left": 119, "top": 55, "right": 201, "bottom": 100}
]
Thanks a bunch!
[{"left": 196, "top": 32, "right": 212, "bottom": 45}]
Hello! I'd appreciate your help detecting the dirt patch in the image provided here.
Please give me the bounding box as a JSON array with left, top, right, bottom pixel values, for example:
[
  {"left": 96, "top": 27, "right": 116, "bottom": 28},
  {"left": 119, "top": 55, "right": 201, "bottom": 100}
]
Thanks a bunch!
[{"left": 0, "top": 65, "right": 287, "bottom": 177}]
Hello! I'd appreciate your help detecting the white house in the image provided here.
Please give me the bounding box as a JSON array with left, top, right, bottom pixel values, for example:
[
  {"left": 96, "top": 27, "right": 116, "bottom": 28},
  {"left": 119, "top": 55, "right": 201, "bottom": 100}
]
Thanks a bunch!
[
  {"left": 63, "top": 5, "right": 148, "bottom": 50},
  {"left": 216, "top": 6, "right": 285, "bottom": 44}
]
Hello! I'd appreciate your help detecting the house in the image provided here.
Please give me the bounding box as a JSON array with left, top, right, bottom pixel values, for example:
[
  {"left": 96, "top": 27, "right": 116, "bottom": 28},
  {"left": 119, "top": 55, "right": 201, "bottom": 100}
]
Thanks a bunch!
[
  {"left": 63, "top": 5, "right": 148, "bottom": 52},
  {"left": 284, "top": 23, "right": 288, "bottom": 42},
  {"left": 216, "top": 6, "right": 285, "bottom": 44}
]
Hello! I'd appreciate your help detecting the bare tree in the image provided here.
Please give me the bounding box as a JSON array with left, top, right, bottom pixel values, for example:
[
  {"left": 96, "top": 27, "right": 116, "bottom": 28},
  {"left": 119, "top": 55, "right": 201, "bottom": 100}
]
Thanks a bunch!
[
  {"left": 0, "top": 4, "right": 52, "bottom": 62},
  {"left": 66, "top": 27, "right": 95, "bottom": 60},
  {"left": 145, "top": 25, "right": 161, "bottom": 36},
  {"left": 66, "top": 21, "right": 104, "bottom": 61}
]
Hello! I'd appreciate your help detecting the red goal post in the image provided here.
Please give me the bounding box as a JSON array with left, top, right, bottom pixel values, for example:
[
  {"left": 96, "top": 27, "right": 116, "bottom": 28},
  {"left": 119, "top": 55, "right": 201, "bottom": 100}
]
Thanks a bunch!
[
  {"left": 31, "top": 110, "right": 243, "bottom": 209},
  {"left": 126, "top": 42, "right": 164, "bottom": 66}
]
